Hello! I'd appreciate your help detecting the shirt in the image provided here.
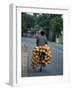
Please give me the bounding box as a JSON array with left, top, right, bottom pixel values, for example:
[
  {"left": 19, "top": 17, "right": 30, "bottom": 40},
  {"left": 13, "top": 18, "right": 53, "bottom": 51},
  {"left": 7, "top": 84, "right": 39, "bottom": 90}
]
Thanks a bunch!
[{"left": 36, "top": 34, "right": 47, "bottom": 46}]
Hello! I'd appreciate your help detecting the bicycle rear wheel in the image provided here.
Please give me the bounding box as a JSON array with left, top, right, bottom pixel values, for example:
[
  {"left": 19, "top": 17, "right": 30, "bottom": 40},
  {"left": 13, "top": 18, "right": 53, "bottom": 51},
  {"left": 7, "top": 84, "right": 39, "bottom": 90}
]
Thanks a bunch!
[{"left": 39, "top": 52, "right": 45, "bottom": 72}]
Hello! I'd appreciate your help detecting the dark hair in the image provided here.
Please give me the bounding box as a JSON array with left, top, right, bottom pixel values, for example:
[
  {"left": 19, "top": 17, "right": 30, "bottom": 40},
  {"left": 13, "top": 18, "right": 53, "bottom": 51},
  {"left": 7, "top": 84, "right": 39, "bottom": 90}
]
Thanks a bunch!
[{"left": 40, "top": 31, "right": 45, "bottom": 36}]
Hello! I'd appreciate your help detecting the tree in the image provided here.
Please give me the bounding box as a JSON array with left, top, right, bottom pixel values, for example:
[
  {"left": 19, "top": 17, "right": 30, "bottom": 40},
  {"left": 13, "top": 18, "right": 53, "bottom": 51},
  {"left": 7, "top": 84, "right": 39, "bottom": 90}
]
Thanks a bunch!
[
  {"left": 49, "top": 15, "right": 63, "bottom": 41},
  {"left": 21, "top": 13, "right": 35, "bottom": 36},
  {"left": 37, "top": 14, "right": 51, "bottom": 39}
]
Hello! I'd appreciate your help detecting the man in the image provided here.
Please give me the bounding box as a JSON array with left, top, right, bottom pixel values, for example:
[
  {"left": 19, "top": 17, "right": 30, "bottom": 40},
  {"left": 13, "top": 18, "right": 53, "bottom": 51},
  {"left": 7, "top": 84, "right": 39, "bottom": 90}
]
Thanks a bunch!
[
  {"left": 36, "top": 31, "right": 48, "bottom": 46},
  {"left": 36, "top": 31, "right": 48, "bottom": 69}
]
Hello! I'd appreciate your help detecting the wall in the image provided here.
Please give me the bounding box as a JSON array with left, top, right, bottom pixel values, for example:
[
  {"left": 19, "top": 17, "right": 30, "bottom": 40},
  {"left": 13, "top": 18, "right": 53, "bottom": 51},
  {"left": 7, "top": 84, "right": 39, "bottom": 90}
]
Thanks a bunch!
[{"left": 0, "top": 0, "right": 72, "bottom": 89}]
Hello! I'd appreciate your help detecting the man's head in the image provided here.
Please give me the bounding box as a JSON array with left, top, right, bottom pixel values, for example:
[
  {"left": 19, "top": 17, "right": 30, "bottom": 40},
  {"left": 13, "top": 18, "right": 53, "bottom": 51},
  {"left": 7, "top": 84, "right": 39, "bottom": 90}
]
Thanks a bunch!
[{"left": 40, "top": 31, "right": 45, "bottom": 36}]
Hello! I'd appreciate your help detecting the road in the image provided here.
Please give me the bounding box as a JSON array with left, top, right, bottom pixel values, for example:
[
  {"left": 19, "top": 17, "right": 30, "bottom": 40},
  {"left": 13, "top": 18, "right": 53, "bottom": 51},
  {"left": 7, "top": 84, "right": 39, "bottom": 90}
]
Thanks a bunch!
[{"left": 22, "top": 37, "right": 63, "bottom": 77}]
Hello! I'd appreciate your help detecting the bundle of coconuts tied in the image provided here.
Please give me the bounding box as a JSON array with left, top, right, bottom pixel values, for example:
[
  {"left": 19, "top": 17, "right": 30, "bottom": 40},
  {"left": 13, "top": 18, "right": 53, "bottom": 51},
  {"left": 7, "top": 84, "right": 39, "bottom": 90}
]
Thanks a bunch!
[{"left": 32, "top": 44, "right": 52, "bottom": 69}]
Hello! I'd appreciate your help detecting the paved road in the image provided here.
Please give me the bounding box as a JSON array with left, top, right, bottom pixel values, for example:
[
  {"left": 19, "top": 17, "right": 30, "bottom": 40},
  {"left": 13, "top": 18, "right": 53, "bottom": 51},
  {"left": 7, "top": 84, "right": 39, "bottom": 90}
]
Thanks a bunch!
[{"left": 22, "top": 37, "right": 63, "bottom": 77}]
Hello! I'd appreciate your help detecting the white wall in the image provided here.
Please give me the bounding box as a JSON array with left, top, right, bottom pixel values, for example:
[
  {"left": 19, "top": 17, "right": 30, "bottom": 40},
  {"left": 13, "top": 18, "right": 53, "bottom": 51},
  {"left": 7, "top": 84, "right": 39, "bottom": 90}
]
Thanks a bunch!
[{"left": 0, "top": 0, "right": 72, "bottom": 89}]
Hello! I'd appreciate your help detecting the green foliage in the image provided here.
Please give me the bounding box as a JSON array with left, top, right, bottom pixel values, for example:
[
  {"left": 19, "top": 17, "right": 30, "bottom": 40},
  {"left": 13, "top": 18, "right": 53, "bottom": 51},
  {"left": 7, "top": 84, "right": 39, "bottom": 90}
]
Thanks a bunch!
[
  {"left": 50, "top": 15, "right": 63, "bottom": 37},
  {"left": 21, "top": 12, "right": 63, "bottom": 42},
  {"left": 21, "top": 13, "right": 35, "bottom": 33},
  {"left": 37, "top": 14, "right": 50, "bottom": 28}
]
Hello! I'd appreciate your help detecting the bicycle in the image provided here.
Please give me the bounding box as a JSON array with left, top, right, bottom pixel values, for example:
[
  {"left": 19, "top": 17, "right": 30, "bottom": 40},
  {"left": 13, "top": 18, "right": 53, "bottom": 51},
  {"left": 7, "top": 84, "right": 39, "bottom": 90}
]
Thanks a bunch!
[{"left": 39, "top": 52, "right": 45, "bottom": 72}]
